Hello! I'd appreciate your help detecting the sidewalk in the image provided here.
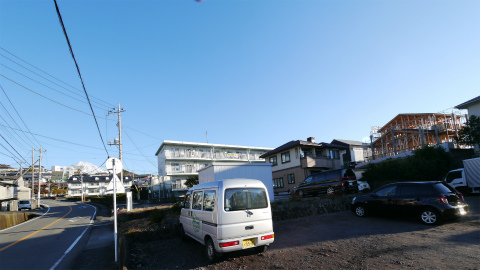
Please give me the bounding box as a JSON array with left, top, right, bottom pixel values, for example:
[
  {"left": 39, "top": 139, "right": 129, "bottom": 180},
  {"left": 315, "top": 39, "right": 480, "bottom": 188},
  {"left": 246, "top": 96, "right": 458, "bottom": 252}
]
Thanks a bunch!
[{"left": 72, "top": 203, "right": 117, "bottom": 270}]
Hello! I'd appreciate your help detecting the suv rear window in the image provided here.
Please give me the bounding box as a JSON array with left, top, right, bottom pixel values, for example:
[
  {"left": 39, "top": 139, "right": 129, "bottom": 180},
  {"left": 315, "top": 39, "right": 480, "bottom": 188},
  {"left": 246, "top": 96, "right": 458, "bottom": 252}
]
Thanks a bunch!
[
  {"left": 434, "top": 183, "right": 456, "bottom": 194},
  {"left": 224, "top": 188, "right": 268, "bottom": 211},
  {"left": 19, "top": 200, "right": 30, "bottom": 204}
]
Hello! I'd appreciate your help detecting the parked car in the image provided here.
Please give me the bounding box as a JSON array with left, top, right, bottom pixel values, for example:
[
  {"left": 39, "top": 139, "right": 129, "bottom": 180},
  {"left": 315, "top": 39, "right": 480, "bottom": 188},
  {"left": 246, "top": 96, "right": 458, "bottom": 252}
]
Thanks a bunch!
[
  {"left": 294, "top": 169, "right": 358, "bottom": 197},
  {"left": 179, "top": 179, "right": 274, "bottom": 263},
  {"left": 17, "top": 200, "right": 32, "bottom": 211},
  {"left": 357, "top": 180, "right": 370, "bottom": 191},
  {"left": 351, "top": 181, "right": 469, "bottom": 225}
]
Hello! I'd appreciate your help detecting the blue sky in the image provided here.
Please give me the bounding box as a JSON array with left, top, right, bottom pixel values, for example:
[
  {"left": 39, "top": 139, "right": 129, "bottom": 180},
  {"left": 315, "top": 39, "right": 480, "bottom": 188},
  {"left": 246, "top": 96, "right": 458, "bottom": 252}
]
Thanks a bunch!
[{"left": 0, "top": 0, "right": 479, "bottom": 175}]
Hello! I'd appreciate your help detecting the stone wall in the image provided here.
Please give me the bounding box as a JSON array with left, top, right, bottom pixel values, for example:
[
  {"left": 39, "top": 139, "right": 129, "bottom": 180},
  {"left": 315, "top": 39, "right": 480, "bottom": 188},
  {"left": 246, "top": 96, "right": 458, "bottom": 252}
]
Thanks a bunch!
[{"left": 271, "top": 194, "right": 356, "bottom": 221}]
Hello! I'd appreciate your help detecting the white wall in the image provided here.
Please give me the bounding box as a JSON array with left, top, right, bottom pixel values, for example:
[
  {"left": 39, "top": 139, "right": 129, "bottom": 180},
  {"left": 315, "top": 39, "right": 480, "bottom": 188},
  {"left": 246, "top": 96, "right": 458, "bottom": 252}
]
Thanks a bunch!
[
  {"left": 467, "top": 102, "right": 480, "bottom": 117},
  {"left": 198, "top": 163, "right": 274, "bottom": 202}
]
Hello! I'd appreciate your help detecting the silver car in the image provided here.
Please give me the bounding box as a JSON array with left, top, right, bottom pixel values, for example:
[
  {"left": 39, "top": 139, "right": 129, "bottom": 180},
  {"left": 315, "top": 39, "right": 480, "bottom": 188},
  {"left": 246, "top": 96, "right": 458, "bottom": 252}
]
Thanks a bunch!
[{"left": 18, "top": 200, "right": 32, "bottom": 210}]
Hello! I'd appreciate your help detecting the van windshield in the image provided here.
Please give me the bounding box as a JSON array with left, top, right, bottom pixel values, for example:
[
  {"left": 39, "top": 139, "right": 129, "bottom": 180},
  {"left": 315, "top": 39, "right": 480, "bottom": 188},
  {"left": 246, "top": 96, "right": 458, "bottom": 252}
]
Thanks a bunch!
[{"left": 224, "top": 188, "right": 268, "bottom": 211}]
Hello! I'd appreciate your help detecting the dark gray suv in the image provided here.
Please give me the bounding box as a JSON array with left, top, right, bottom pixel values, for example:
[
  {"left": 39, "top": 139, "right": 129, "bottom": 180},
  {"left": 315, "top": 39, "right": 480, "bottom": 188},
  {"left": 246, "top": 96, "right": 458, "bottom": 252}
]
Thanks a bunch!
[
  {"left": 294, "top": 169, "right": 358, "bottom": 197},
  {"left": 351, "top": 181, "right": 469, "bottom": 225}
]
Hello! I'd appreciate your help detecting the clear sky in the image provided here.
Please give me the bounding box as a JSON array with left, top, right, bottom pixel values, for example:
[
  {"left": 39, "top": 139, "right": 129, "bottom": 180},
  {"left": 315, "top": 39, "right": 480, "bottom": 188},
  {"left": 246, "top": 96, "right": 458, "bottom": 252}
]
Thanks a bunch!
[{"left": 0, "top": 0, "right": 479, "bottom": 175}]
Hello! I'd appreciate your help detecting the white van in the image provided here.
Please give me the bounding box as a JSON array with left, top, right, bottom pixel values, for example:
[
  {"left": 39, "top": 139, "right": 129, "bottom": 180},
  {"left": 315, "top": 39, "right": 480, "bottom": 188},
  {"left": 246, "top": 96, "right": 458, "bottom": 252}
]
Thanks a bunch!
[{"left": 179, "top": 178, "right": 275, "bottom": 262}]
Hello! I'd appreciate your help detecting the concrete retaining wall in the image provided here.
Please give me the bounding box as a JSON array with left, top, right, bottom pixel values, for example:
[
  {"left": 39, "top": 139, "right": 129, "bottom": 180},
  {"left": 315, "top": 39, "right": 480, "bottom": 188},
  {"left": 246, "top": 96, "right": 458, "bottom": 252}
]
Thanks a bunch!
[{"left": 0, "top": 212, "right": 30, "bottom": 230}]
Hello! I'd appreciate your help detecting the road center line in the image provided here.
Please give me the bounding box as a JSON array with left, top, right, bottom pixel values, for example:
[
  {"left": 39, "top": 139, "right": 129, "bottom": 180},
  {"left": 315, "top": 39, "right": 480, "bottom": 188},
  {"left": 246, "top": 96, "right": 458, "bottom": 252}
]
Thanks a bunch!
[{"left": 0, "top": 203, "right": 72, "bottom": 252}]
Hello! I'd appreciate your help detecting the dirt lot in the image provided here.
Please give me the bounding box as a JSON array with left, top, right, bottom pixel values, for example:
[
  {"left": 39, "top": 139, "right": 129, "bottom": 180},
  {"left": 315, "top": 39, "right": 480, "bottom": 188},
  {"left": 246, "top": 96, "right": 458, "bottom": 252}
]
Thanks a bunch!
[{"left": 123, "top": 196, "right": 480, "bottom": 270}]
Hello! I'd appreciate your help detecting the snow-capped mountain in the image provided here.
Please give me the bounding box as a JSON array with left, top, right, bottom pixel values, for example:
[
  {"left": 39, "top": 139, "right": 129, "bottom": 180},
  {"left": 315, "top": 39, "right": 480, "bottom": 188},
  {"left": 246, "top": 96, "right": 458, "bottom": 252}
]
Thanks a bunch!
[{"left": 73, "top": 161, "right": 108, "bottom": 175}]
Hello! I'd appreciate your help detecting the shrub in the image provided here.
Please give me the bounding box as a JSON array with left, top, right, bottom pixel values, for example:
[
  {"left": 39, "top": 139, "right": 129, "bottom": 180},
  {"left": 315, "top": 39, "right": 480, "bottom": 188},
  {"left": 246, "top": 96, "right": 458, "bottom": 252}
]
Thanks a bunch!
[
  {"left": 150, "top": 209, "right": 167, "bottom": 224},
  {"left": 360, "top": 145, "right": 453, "bottom": 189}
]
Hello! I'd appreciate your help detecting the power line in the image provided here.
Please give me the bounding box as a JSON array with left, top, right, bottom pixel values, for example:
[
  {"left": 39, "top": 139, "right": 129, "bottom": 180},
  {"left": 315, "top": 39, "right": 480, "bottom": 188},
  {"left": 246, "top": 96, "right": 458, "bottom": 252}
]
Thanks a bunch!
[
  {"left": 0, "top": 73, "right": 93, "bottom": 116},
  {"left": 0, "top": 133, "right": 28, "bottom": 164},
  {"left": 0, "top": 46, "right": 115, "bottom": 109},
  {"left": 0, "top": 83, "right": 40, "bottom": 148},
  {"left": 53, "top": 0, "right": 109, "bottom": 157},
  {"left": 124, "top": 129, "right": 158, "bottom": 169},
  {"left": 0, "top": 124, "right": 105, "bottom": 150},
  {"left": 0, "top": 63, "right": 111, "bottom": 111}
]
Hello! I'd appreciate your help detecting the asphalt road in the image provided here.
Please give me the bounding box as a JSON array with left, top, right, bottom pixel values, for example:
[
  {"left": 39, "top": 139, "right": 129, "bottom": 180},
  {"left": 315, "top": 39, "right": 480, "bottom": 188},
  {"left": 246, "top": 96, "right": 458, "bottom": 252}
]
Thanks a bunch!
[{"left": 0, "top": 199, "right": 97, "bottom": 270}]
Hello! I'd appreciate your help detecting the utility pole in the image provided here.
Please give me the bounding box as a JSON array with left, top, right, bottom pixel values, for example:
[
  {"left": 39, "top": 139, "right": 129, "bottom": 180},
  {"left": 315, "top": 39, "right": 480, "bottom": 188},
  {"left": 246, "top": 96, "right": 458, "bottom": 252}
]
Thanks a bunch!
[
  {"left": 31, "top": 148, "right": 35, "bottom": 200},
  {"left": 37, "top": 147, "right": 46, "bottom": 207},
  {"left": 108, "top": 103, "right": 126, "bottom": 187}
]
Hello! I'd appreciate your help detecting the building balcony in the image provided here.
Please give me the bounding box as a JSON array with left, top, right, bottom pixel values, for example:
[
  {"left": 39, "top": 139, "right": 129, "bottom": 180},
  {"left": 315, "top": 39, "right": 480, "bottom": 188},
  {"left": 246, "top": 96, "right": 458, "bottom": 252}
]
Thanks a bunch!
[
  {"left": 301, "top": 156, "right": 341, "bottom": 170},
  {"left": 172, "top": 183, "right": 188, "bottom": 191},
  {"left": 165, "top": 151, "right": 265, "bottom": 162}
]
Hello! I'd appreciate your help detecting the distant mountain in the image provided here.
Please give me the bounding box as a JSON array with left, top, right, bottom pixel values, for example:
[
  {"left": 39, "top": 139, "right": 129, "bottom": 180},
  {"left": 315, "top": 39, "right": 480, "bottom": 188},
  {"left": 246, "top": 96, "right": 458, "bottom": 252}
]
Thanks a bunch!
[{"left": 73, "top": 161, "right": 108, "bottom": 175}]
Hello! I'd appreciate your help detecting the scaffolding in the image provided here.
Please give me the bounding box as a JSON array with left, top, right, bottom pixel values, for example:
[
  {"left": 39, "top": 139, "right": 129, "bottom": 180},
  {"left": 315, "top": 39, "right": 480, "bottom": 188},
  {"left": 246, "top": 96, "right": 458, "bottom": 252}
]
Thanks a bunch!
[{"left": 369, "top": 111, "right": 468, "bottom": 160}]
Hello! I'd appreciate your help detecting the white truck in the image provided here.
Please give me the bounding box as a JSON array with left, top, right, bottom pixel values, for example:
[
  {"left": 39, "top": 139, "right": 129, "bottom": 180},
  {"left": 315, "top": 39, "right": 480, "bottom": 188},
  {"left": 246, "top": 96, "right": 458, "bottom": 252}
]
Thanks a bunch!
[{"left": 444, "top": 157, "right": 480, "bottom": 194}]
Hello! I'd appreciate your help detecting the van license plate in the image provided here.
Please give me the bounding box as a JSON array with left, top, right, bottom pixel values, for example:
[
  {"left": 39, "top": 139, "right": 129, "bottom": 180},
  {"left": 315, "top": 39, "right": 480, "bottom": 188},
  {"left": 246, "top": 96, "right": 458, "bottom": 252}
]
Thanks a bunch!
[{"left": 243, "top": 238, "right": 256, "bottom": 248}]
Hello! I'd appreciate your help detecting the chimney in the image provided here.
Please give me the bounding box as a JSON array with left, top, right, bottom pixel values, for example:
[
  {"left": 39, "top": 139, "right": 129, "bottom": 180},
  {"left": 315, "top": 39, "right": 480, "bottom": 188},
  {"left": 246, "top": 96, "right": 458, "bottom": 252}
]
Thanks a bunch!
[{"left": 307, "top": 137, "right": 315, "bottom": 143}]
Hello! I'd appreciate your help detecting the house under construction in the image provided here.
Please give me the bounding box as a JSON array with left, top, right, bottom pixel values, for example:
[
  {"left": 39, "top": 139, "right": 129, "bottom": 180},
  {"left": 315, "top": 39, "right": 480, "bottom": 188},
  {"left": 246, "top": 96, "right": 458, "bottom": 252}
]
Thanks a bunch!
[{"left": 369, "top": 112, "right": 467, "bottom": 160}]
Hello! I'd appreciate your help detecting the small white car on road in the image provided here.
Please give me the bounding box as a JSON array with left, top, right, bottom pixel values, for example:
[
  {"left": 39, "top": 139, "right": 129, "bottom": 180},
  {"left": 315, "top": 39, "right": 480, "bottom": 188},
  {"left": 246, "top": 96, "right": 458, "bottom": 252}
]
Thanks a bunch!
[{"left": 18, "top": 200, "right": 32, "bottom": 211}]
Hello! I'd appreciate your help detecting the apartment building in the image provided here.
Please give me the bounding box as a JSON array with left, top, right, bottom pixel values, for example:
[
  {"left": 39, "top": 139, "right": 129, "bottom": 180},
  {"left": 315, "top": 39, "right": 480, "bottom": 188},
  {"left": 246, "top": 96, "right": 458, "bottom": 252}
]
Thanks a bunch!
[
  {"left": 260, "top": 137, "right": 347, "bottom": 194},
  {"left": 51, "top": 165, "right": 77, "bottom": 180},
  {"left": 155, "top": 140, "right": 273, "bottom": 198},
  {"left": 67, "top": 174, "right": 132, "bottom": 197}
]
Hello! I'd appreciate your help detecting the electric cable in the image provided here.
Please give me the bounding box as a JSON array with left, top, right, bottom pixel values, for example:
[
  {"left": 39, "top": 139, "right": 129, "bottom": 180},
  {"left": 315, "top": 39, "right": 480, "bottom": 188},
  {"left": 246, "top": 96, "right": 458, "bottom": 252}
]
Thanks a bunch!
[
  {"left": 0, "top": 63, "right": 110, "bottom": 111},
  {"left": 53, "top": 0, "right": 109, "bottom": 157},
  {"left": 0, "top": 124, "right": 105, "bottom": 150},
  {"left": 0, "top": 46, "right": 115, "bottom": 109},
  {"left": 0, "top": 84, "right": 41, "bottom": 147},
  {"left": 124, "top": 129, "right": 158, "bottom": 169},
  {"left": 0, "top": 133, "right": 28, "bottom": 164}
]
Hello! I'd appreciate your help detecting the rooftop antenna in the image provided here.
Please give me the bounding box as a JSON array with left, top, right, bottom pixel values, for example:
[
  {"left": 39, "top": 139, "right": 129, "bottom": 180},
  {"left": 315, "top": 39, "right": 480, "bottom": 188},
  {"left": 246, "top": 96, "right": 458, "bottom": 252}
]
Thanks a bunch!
[{"left": 206, "top": 131, "right": 208, "bottom": 143}]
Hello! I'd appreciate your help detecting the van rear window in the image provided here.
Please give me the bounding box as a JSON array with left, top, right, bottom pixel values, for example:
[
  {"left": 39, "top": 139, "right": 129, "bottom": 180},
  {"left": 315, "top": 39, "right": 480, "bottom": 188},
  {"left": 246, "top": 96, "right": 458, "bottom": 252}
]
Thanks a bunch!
[{"left": 224, "top": 188, "right": 268, "bottom": 211}]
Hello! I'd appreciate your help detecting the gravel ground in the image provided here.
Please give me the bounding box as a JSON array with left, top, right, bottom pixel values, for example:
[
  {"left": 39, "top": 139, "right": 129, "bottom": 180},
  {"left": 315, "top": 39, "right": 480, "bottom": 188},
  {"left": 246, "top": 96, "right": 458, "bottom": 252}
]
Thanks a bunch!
[{"left": 123, "top": 196, "right": 480, "bottom": 270}]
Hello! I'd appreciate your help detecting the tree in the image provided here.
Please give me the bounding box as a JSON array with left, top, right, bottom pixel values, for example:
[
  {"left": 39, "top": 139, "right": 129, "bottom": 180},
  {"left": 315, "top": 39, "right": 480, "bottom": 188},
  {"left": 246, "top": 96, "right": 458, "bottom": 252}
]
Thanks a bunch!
[
  {"left": 456, "top": 115, "right": 480, "bottom": 147},
  {"left": 185, "top": 175, "right": 199, "bottom": 188},
  {"left": 360, "top": 145, "right": 453, "bottom": 188}
]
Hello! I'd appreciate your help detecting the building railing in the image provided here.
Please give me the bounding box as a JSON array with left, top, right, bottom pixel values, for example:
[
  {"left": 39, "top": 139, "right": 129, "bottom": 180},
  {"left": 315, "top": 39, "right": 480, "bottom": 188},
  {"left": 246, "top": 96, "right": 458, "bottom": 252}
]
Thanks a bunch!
[{"left": 165, "top": 150, "right": 265, "bottom": 161}]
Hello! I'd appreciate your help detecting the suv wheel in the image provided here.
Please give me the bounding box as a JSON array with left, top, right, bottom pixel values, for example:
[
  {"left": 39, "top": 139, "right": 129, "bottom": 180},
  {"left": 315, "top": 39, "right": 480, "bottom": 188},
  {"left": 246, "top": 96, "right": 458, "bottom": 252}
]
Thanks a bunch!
[
  {"left": 354, "top": 204, "right": 367, "bottom": 217},
  {"left": 420, "top": 209, "right": 440, "bottom": 225},
  {"left": 298, "top": 190, "right": 304, "bottom": 198},
  {"left": 326, "top": 187, "right": 334, "bottom": 195}
]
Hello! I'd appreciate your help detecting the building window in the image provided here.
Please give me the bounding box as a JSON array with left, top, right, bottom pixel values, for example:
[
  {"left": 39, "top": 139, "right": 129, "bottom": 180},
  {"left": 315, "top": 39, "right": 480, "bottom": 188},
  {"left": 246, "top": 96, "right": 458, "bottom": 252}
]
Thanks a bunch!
[
  {"left": 281, "top": 151, "right": 290, "bottom": 163},
  {"left": 287, "top": 174, "right": 295, "bottom": 184},
  {"left": 273, "top": 178, "right": 284, "bottom": 189},
  {"left": 330, "top": 150, "right": 340, "bottom": 159},
  {"left": 269, "top": 156, "right": 277, "bottom": 166},
  {"left": 171, "top": 163, "right": 181, "bottom": 172}
]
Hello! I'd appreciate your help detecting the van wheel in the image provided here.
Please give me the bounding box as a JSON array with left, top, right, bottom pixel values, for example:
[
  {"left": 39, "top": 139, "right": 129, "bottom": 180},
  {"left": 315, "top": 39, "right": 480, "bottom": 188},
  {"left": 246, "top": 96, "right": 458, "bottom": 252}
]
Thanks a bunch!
[
  {"left": 205, "top": 238, "right": 219, "bottom": 263},
  {"left": 326, "top": 187, "right": 334, "bottom": 195},
  {"left": 256, "top": 245, "right": 268, "bottom": 253}
]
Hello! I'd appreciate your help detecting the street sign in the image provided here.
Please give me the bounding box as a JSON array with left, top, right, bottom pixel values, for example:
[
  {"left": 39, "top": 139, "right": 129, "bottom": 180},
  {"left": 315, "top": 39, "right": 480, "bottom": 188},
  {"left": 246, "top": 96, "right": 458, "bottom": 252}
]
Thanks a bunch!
[{"left": 106, "top": 157, "right": 123, "bottom": 172}]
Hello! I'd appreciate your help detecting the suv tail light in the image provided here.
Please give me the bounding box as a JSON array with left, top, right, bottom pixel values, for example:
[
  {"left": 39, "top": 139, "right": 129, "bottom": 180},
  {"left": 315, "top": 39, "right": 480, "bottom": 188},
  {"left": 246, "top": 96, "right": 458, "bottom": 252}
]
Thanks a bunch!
[{"left": 440, "top": 195, "right": 449, "bottom": 205}]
